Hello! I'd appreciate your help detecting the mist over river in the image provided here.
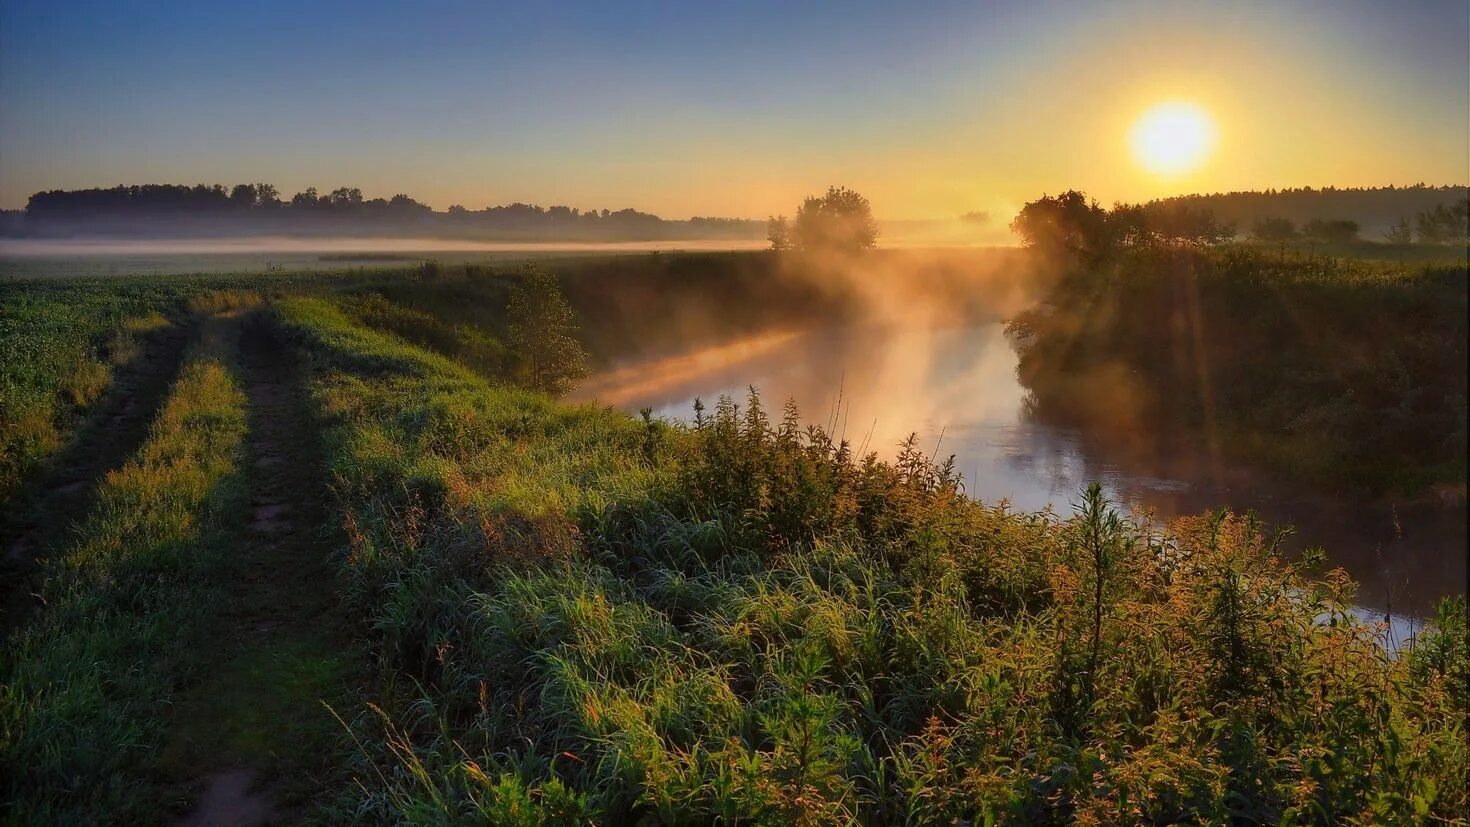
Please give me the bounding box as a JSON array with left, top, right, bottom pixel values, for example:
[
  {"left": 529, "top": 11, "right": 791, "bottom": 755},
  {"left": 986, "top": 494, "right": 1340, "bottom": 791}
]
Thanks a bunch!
[{"left": 571, "top": 322, "right": 1467, "bottom": 631}]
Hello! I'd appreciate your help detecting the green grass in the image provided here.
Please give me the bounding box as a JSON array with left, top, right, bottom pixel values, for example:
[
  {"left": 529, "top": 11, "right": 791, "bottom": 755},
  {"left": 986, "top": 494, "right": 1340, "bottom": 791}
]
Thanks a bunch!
[
  {"left": 278, "top": 291, "right": 1467, "bottom": 824},
  {"left": 0, "top": 287, "right": 167, "bottom": 502},
  {"left": 0, "top": 258, "right": 1466, "bottom": 824},
  {"left": 0, "top": 271, "right": 373, "bottom": 506},
  {"left": 0, "top": 315, "right": 250, "bottom": 821}
]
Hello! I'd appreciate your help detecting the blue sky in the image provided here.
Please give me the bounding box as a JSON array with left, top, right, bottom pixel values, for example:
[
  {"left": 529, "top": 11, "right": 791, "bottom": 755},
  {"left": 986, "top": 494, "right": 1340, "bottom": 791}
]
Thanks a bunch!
[{"left": 2, "top": 0, "right": 1466, "bottom": 217}]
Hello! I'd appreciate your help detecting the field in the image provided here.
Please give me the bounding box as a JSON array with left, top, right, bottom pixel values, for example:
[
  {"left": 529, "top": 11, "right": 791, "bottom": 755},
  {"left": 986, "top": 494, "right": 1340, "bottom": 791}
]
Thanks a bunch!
[{"left": 1, "top": 255, "right": 1467, "bottom": 824}]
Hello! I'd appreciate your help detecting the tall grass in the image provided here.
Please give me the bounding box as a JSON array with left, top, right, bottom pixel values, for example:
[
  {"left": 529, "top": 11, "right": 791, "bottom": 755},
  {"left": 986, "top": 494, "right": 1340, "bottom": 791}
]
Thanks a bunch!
[
  {"left": 280, "top": 296, "right": 1467, "bottom": 824},
  {"left": 0, "top": 314, "right": 250, "bottom": 821}
]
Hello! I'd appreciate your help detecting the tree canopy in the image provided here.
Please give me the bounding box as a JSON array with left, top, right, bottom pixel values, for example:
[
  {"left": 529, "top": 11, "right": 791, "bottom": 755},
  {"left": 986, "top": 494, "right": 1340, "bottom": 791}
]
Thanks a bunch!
[
  {"left": 1416, "top": 198, "right": 1470, "bottom": 244},
  {"left": 506, "top": 266, "right": 589, "bottom": 396},
  {"left": 1010, "top": 191, "right": 1115, "bottom": 259},
  {"left": 1012, "top": 191, "right": 1239, "bottom": 259},
  {"left": 788, "top": 186, "right": 879, "bottom": 254}
]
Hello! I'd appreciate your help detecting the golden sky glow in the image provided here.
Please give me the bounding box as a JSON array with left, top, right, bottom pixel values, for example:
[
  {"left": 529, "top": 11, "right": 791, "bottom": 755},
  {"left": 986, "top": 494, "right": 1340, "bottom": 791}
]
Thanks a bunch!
[{"left": 0, "top": 2, "right": 1465, "bottom": 218}]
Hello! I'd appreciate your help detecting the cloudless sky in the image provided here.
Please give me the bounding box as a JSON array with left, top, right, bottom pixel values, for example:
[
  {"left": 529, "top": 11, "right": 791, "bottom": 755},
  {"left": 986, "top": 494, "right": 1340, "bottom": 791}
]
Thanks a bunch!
[{"left": 1, "top": 0, "right": 1466, "bottom": 217}]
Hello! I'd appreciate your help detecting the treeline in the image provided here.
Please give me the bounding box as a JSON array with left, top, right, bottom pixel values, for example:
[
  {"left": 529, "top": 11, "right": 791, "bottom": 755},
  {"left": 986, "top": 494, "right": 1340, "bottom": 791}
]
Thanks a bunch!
[
  {"left": 1013, "top": 188, "right": 1469, "bottom": 261},
  {"left": 1147, "top": 184, "right": 1468, "bottom": 237},
  {"left": 10, "top": 183, "right": 764, "bottom": 241},
  {"left": 1011, "top": 191, "right": 1236, "bottom": 260},
  {"left": 1248, "top": 200, "right": 1470, "bottom": 245}
]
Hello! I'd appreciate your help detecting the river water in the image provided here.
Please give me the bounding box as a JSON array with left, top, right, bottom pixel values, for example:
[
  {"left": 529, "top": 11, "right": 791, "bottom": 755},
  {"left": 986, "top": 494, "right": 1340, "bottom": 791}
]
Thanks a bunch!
[{"left": 571, "top": 322, "right": 1467, "bottom": 637}]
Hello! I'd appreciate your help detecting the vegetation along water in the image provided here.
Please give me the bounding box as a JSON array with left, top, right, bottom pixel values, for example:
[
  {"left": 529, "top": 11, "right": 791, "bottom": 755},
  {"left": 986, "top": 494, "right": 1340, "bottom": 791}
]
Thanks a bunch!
[{"left": 1, "top": 211, "right": 1466, "bottom": 822}]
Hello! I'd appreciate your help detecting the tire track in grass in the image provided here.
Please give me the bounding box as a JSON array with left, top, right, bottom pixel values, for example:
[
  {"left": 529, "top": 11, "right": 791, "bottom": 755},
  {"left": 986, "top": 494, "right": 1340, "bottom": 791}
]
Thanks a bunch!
[
  {"left": 1, "top": 319, "right": 193, "bottom": 633},
  {"left": 0, "top": 314, "right": 250, "bottom": 823},
  {"left": 166, "top": 309, "right": 359, "bottom": 826}
]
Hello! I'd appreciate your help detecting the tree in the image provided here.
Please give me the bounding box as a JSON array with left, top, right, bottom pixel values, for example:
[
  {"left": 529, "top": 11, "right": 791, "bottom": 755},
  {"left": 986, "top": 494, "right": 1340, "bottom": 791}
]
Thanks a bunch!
[
  {"left": 255, "top": 183, "right": 281, "bottom": 208},
  {"left": 1107, "top": 203, "right": 1152, "bottom": 247},
  {"left": 229, "top": 183, "right": 258, "bottom": 208},
  {"left": 1010, "top": 190, "right": 1112, "bottom": 260},
  {"left": 1416, "top": 198, "right": 1469, "bottom": 244},
  {"left": 1144, "top": 204, "right": 1235, "bottom": 245},
  {"left": 1302, "top": 218, "right": 1360, "bottom": 244},
  {"left": 328, "top": 187, "right": 364, "bottom": 207},
  {"left": 791, "top": 186, "right": 878, "bottom": 254},
  {"left": 506, "top": 265, "right": 589, "bottom": 396},
  {"left": 1250, "top": 216, "right": 1297, "bottom": 242},
  {"left": 1383, "top": 217, "right": 1413, "bottom": 244},
  {"left": 389, "top": 193, "right": 430, "bottom": 214},
  {"left": 767, "top": 215, "right": 792, "bottom": 251}
]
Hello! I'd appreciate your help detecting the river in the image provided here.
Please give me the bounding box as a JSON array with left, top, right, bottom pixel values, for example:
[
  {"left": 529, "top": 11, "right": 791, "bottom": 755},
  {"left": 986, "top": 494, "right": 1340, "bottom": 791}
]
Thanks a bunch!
[{"left": 570, "top": 321, "right": 1467, "bottom": 640}]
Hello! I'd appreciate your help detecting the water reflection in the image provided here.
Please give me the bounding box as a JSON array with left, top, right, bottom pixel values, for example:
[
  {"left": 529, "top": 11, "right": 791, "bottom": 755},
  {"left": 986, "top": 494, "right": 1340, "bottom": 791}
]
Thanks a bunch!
[{"left": 570, "top": 322, "right": 1466, "bottom": 622}]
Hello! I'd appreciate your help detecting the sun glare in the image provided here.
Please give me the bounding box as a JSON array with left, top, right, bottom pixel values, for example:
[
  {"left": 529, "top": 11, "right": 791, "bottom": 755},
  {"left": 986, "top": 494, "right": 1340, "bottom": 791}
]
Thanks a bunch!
[{"left": 1130, "top": 102, "right": 1216, "bottom": 177}]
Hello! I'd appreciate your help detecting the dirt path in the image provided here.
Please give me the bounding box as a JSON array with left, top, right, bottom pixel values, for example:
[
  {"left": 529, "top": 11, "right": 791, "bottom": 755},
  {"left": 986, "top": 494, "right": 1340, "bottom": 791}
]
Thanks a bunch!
[
  {"left": 165, "top": 310, "right": 356, "bottom": 825},
  {"left": 1, "top": 322, "right": 193, "bottom": 632}
]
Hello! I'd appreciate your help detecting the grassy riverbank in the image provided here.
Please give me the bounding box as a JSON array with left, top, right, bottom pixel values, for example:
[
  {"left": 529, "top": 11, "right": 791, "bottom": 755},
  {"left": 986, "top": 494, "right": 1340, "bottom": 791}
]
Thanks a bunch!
[{"left": 1, "top": 259, "right": 1466, "bottom": 823}]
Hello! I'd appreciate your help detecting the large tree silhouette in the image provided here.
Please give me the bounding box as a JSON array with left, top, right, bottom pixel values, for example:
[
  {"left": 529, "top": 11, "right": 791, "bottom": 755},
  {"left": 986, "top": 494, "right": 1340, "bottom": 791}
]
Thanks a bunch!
[
  {"left": 791, "top": 186, "right": 878, "bottom": 254},
  {"left": 1010, "top": 190, "right": 1112, "bottom": 259}
]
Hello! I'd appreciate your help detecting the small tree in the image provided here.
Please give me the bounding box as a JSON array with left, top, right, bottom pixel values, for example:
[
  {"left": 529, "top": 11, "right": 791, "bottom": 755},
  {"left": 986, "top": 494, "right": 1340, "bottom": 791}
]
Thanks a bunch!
[
  {"left": 1302, "top": 218, "right": 1360, "bottom": 244},
  {"left": 1251, "top": 216, "right": 1297, "bottom": 242},
  {"left": 507, "top": 265, "right": 589, "bottom": 396},
  {"left": 1416, "top": 198, "right": 1469, "bottom": 244},
  {"left": 1383, "top": 217, "right": 1413, "bottom": 244},
  {"left": 767, "top": 215, "right": 793, "bottom": 252},
  {"left": 791, "top": 186, "right": 878, "bottom": 254}
]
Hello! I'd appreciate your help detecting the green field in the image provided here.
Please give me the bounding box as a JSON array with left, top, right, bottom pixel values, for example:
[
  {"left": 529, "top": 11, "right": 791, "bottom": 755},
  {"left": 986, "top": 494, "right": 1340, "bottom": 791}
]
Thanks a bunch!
[{"left": 1, "top": 256, "right": 1466, "bottom": 824}]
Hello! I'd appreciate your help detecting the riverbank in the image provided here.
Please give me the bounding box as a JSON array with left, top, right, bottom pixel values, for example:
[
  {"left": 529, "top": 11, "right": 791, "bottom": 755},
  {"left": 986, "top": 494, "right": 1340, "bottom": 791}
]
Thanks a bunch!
[
  {"left": 1007, "top": 245, "right": 1468, "bottom": 499},
  {"left": 2, "top": 258, "right": 1466, "bottom": 822}
]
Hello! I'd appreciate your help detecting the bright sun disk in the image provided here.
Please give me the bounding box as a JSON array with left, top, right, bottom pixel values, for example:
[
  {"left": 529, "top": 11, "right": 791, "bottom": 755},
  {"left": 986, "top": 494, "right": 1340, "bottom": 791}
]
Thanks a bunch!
[{"left": 1130, "top": 102, "right": 1216, "bottom": 176}]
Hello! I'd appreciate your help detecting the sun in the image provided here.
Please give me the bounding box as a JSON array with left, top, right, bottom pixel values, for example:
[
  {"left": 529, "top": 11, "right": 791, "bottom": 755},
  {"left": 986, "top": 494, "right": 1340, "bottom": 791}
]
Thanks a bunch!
[{"left": 1130, "top": 102, "right": 1216, "bottom": 177}]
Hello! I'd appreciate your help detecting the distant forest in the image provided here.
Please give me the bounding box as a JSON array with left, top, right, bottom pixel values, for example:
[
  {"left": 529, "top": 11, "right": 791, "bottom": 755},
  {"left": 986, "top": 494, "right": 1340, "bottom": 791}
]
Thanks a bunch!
[
  {"left": 1146, "top": 184, "right": 1468, "bottom": 236},
  {"left": 0, "top": 182, "right": 1465, "bottom": 242},
  {"left": 0, "top": 183, "right": 764, "bottom": 242}
]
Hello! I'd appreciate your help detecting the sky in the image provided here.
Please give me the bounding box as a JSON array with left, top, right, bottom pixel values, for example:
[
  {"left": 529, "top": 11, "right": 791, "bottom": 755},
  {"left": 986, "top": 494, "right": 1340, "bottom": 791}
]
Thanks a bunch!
[{"left": 1, "top": 0, "right": 1467, "bottom": 218}]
